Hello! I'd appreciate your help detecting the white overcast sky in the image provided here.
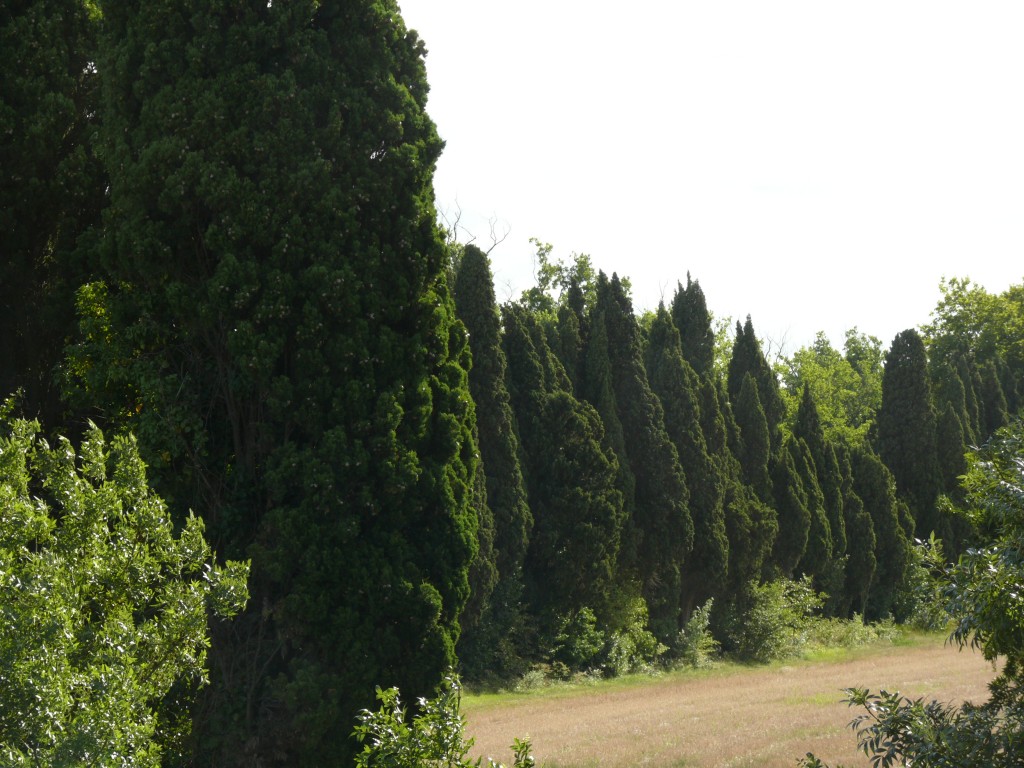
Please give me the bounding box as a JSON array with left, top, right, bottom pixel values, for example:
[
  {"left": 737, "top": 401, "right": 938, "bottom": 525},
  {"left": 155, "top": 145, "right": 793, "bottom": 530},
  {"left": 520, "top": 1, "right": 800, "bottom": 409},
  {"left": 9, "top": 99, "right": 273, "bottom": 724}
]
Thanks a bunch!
[{"left": 398, "top": 1, "right": 1024, "bottom": 354}]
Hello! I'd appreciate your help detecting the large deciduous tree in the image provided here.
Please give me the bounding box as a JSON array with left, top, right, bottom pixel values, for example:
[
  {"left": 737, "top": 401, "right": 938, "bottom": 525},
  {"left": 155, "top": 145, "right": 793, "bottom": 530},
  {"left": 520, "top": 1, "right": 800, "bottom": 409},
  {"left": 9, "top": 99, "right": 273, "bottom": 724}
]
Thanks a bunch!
[{"left": 73, "top": 2, "right": 477, "bottom": 763}]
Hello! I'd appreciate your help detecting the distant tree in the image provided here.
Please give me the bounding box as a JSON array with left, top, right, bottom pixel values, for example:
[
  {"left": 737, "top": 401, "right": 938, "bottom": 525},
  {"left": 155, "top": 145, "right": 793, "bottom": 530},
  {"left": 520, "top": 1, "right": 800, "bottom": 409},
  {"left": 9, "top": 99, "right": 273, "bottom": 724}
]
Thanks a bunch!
[
  {"left": 0, "top": 415, "right": 249, "bottom": 766},
  {"left": 792, "top": 437, "right": 834, "bottom": 593},
  {"left": 979, "top": 359, "right": 1010, "bottom": 437},
  {"left": 781, "top": 332, "right": 879, "bottom": 446},
  {"left": 877, "top": 329, "right": 943, "bottom": 538}
]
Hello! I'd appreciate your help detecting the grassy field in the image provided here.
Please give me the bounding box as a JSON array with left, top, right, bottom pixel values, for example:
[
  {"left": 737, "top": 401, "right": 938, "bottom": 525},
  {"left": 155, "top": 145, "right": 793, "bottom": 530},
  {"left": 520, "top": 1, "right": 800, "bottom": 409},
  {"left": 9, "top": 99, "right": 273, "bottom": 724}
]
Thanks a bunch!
[{"left": 463, "top": 633, "right": 997, "bottom": 767}]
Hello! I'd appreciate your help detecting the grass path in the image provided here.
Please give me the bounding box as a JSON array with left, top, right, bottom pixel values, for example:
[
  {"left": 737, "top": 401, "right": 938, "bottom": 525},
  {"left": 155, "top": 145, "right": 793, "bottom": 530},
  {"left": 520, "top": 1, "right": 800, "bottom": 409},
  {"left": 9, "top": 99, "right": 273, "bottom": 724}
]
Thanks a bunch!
[{"left": 464, "top": 635, "right": 996, "bottom": 767}]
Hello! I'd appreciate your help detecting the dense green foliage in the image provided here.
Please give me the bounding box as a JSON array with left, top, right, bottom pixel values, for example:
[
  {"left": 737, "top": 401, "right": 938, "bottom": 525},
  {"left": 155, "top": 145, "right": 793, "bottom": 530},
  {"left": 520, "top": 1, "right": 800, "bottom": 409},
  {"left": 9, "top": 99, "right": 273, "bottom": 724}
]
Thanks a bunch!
[
  {"left": 802, "top": 422, "right": 1024, "bottom": 768},
  {"left": 4, "top": 0, "right": 1024, "bottom": 759},
  {"left": 0, "top": 415, "right": 249, "bottom": 766}
]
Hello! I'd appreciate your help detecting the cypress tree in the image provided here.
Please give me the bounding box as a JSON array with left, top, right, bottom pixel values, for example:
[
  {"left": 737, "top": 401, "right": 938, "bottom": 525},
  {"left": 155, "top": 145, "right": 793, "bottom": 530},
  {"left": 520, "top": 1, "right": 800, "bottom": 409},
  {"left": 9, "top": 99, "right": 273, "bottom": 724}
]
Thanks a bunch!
[
  {"left": 979, "top": 358, "right": 1010, "bottom": 437},
  {"left": 453, "top": 245, "right": 533, "bottom": 675},
  {"left": 733, "top": 373, "right": 773, "bottom": 504},
  {"left": 850, "top": 447, "right": 913, "bottom": 620},
  {"left": 670, "top": 274, "right": 716, "bottom": 379},
  {"left": 501, "top": 303, "right": 624, "bottom": 632},
  {"left": 82, "top": 3, "right": 476, "bottom": 763},
  {"left": 936, "top": 400, "right": 968, "bottom": 499},
  {"left": 957, "top": 353, "right": 984, "bottom": 442},
  {"left": 876, "top": 329, "right": 942, "bottom": 537},
  {"left": 792, "top": 436, "right": 836, "bottom": 594},
  {"left": 793, "top": 385, "right": 847, "bottom": 610},
  {"left": 728, "top": 315, "right": 785, "bottom": 449},
  {"left": 0, "top": 0, "right": 104, "bottom": 423},
  {"left": 837, "top": 445, "right": 876, "bottom": 618},
  {"left": 585, "top": 274, "right": 693, "bottom": 637},
  {"left": 769, "top": 438, "right": 812, "bottom": 579},
  {"left": 645, "top": 305, "right": 729, "bottom": 612}
]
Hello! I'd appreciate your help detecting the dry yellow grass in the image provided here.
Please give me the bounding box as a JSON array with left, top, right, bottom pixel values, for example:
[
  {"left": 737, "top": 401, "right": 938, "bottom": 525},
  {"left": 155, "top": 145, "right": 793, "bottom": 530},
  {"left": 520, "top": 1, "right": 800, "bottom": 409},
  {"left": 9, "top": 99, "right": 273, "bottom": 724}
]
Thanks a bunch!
[{"left": 464, "top": 636, "right": 996, "bottom": 768}]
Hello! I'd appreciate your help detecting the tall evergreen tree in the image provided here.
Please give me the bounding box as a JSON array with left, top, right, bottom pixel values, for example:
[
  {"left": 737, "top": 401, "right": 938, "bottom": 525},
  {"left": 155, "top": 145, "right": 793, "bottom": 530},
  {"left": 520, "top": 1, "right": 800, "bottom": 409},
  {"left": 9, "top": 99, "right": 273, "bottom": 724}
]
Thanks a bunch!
[
  {"left": 979, "top": 358, "right": 1010, "bottom": 437},
  {"left": 733, "top": 373, "right": 773, "bottom": 504},
  {"left": 728, "top": 315, "right": 786, "bottom": 449},
  {"left": 0, "top": 0, "right": 104, "bottom": 423},
  {"left": 670, "top": 274, "right": 716, "bottom": 380},
  {"left": 876, "top": 329, "right": 942, "bottom": 538},
  {"left": 850, "top": 447, "right": 913, "bottom": 620},
  {"left": 584, "top": 273, "right": 693, "bottom": 636},
  {"left": 453, "top": 245, "right": 533, "bottom": 675},
  {"left": 645, "top": 305, "right": 729, "bottom": 613},
  {"left": 501, "top": 303, "right": 623, "bottom": 632},
  {"left": 78, "top": 3, "right": 476, "bottom": 763},
  {"left": 837, "top": 445, "right": 876, "bottom": 618},
  {"left": 793, "top": 385, "right": 847, "bottom": 610},
  {"left": 769, "top": 438, "right": 812, "bottom": 579}
]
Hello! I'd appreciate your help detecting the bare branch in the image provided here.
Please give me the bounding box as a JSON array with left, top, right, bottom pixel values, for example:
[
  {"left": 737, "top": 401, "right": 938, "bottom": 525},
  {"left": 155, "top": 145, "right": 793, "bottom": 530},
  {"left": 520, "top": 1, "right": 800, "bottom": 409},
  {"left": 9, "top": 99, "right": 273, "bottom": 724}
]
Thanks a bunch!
[{"left": 485, "top": 215, "right": 511, "bottom": 255}]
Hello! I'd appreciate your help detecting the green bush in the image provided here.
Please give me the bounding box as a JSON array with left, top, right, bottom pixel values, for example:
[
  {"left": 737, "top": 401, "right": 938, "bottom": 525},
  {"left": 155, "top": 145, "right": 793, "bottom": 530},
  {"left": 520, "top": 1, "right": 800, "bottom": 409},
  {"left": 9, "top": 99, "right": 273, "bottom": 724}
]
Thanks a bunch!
[
  {"left": 353, "top": 675, "right": 533, "bottom": 768},
  {"left": 891, "top": 532, "right": 951, "bottom": 631},
  {"left": 672, "top": 599, "right": 720, "bottom": 668},
  {"left": 0, "top": 415, "right": 249, "bottom": 766},
  {"left": 604, "top": 597, "right": 667, "bottom": 676},
  {"left": 724, "top": 577, "right": 824, "bottom": 663},
  {"left": 550, "top": 607, "right": 607, "bottom": 671}
]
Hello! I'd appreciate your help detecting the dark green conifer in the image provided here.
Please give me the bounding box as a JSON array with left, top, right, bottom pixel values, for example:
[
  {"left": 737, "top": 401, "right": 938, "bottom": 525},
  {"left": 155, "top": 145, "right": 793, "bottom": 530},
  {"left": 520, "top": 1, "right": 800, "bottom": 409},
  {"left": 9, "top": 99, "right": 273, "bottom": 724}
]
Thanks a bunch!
[
  {"left": 793, "top": 437, "right": 836, "bottom": 594},
  {"left": 645, "top": 305, "right": 729, "bottom": 612},
  {"left": 453, "top": 245, "right": 533, "bottom": 674},
  {"left": 850, "top": 447, "right": 913, "bottom": 620},
  {"left": 837, "top": 445, "right": 876, "bottom": 617},
  {"left": 80, "top": 2, "right": 476, "bottom": 762},
  {"left": 728, "top": 316, "right": 786, "bottom": 449},
  {"left": 769, "top": 438, "right": 812, "bottom": 578},
  {"left": 501, "top": 304, "right": 624, "bottom": 632},
  {"left": 733, "top": 374, "right": 773, "bottom": 504},
  {"left": 584, "top": 273, "right": 693, "bottom": 637},
  {"left": 876, "top": 329, "right": 942, "bottom": 537},
  {"left": 979, "top": 358, "right": 1010, "bottom": 437},
  {"left": 670, "top": 274, "right": 716, "bottom": 379},
  {"left": 957, "top": 354, "right": 984, "bottom": 441}
]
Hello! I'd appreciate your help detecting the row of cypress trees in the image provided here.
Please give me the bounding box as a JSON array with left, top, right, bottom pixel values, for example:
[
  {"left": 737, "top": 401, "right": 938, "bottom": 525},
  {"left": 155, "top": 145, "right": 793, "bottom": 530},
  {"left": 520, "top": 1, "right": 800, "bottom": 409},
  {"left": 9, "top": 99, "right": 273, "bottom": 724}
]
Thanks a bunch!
[{"left": 452, "top": 244, "right": 1023, "bottom": 677}]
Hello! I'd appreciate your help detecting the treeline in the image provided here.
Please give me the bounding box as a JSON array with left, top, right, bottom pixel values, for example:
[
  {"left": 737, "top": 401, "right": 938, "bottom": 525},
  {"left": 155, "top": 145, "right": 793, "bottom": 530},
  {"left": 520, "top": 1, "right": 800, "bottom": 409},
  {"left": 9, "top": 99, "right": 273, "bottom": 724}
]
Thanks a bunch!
[
  {"left": 452, "top": 243, "right": 1024, "bottom": 680},
  {"left": 2, "top": 1, "right": 1024, "bottom": 766}
]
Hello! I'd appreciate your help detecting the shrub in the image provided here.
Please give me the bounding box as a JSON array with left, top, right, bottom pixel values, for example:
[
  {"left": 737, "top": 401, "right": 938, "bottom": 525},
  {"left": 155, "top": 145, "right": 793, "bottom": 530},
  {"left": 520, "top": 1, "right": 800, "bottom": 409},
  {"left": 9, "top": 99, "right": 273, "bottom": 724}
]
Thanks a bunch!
[
  {"left": 353, "top": 675, "right": 533, "bottom": 768},
  {"left": 550, "top": 607, "right": 606, "bottom": 671},
  {"left": 604, "top": 597, "right": 667, "bottom": 676},
  {"left": 723, "top": 577, "right": 824, "bottom": 663},
  {"left": 672, "top": 599, "right": 720, "bottom": 668}
]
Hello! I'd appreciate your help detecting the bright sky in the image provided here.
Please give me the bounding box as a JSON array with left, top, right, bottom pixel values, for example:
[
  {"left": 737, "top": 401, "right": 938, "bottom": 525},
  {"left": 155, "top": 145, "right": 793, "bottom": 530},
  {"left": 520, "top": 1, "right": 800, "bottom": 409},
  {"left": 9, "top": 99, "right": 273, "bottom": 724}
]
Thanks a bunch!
[{"left": 398, "top": 1, "right": 1024, "bottom": 355}]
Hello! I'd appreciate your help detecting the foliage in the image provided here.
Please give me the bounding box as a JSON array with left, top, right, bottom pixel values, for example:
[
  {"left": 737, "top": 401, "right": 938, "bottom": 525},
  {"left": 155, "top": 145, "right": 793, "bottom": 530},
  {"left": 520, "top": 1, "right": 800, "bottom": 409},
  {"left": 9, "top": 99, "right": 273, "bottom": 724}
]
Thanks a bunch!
[
  {"left": 604, "top": 597, "right": 667, "bottom": 676},
  {"left": 780, "top": 332, "right": 880, "bottom": 446},
  {"left": 891, "top": 533, "right": 950, "bottom": 630},
  {"left": 671, "top": 599, "right": 720, "bottom": 669},
  {"left": 353, "top": 675, "right": 534, "bottom": 768},
  {"left": 722, "top": 577, "right": 824, "bottom": 663},
  {"left": 0, "top": 415, "right": 249, "bottom": 766},
  {"left": 877, "top": 329, "right": 944, "bottom": 539},
  {"left": 803, "top": 422, "right": 1024, "bottom": 768},
  {"left": 72, "top": 1, "right": 478, "bottom": 763},
  {"left": 0, "top": 0, "right": 105, "bottom": 423},
  {"left": 550, "top": 607, "right": 607, "bottom": 671}
]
